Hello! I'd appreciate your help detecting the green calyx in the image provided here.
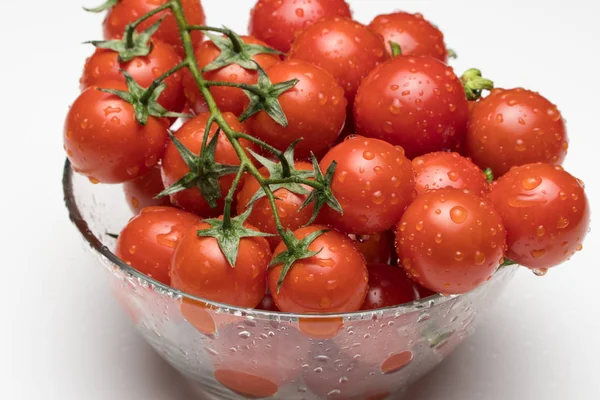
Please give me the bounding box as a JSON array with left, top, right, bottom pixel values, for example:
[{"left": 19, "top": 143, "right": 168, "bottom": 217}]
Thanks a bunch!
[
  {"left": 197, "top": 207, "right": 274, "bottom": 267},
  {"left": 447, "top": 49, "right": 458, "bottom": 59},
  {"left": 203, "top": 28, "right": 282, "bottom": 72},
  {"left": 299, "top": 153, "right": 343, "bottom": 225},
  {"left": 86, "top": 17, "right": 165, "bottom": 62},
  {"left": 461, "top": 68, "right": 494, "bottom": 101},
  {"left": 84, "top": 0, "right": 118, "bottom": 12},
  {"left": 238, "top": 65, "right": 299, "bottom": 127},
  {"left": 390, "top": 41, "right": 403, "bottom": 57},
  {"left": 270, "top": 229, "right": 328, "bottom": 292},
  {"left": 500, "top": 258, "right": 517, "bottom": 267},
  {"left": 156, "top": 130, "right": 240, "bottom": 207},
  {"left": 484, "top": 168, "right": 494, "bottom": 183}
]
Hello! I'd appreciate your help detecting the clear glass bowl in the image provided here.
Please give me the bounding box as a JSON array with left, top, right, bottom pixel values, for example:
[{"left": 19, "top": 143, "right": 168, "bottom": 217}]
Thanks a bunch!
[{"left": 63, "top": 159, "right": 517, "bottom": 400}]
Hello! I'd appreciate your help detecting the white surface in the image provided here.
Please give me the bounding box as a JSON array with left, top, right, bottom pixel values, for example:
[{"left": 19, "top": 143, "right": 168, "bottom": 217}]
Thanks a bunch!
[{"left": 1, "top": 0, "right": 599, "bottom": 399}]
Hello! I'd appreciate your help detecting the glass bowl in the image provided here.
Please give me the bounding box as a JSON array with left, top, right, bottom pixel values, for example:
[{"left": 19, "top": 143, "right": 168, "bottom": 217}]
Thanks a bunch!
[{"left": 63, "top": 159, "right": 517, "bottom": 400}]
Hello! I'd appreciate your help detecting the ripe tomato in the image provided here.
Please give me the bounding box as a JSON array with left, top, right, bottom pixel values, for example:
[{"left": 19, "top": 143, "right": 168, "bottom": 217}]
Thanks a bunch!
[
  {"left": 289, "top": 17, "right": 388, "bottom": 104},
  {"left": 183, "top": 35, "right": 280, "bottom": 116},
  {"left": 115, "top": 206, "right": 201, "bottom": 285},
  {"left": 161, "top": 112, "right": 258, "bottom": 216},
  {"left": 256, "top": 294, "right": 279, "bottom": 312},
  {"left": 467, "top": 88, "right": 569, "bottom": 177},
  {"left": 171, "top": 221, "right": 272, "bottom": 308},
  {"left": 396, "top": 188, "right": 506, "bottom": 294},
  {"left": 236, "top": 161, "right": 315, "bottom": 249},
  {"left": 489, "top": 163, "right": 589, "bottom": 270},
  {"left": 81, "top": 39, "right": 185, "bottom": 113},
  {"left": 123, "top": 165, "right": 171, "bottom": 213},
  {"left": 361, "top": 264, "right": 435, "bottom": 310},
  {"left": 245, "top": 60, "right": 347, "bottom": 158},
  {"left": 412, "top": 152, "right": 489, "bottom": 197},
  {"left": 319, "top": 136, "right": 415, "bottom": 235},
  {"left": 268, "top": 226, "right": 369, "bottom": 313},
  {"left": 354, "top": 56, "right": 469, "bottom": 159},
  {"left": 349, "top": 231, "right": 396, "bottom": 265},
  {"left": 64, "top": 82, "right": 168, "bottom": 184},
  {"left": 103, "top": 0, "right": 206, "bottom": 57},
  {"left": 249, "top": 0, "right": 352, "bottom": 53},
  {"left": 369, "top": 12, "right": 448, "bottom": 61}
]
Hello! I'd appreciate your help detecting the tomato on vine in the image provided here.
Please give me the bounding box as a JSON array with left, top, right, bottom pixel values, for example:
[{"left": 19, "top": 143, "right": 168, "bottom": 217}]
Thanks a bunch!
[{"left": 123, "top": 166, "right": 171, "bottom": 213}]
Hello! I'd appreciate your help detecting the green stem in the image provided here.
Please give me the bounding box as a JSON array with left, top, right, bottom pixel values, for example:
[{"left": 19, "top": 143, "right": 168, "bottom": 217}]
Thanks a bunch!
[
  {"left": 233, "top": 132, "right": 292, "bottom": 177},
  {"left": 265, "top": 177, "right": 324, "bottom": 191},
  {"left": 123, "top": 2, "right": 172, "bottom": 48},
  {"left": 204, "top": 80, "right": 266, "bottom": 97},
  {"left": 222, "top": 165, "right": 246, "bottom": 229},
  {"left": 139, "top": 61, "right": 188, "bottom": 103},
  {"left": 186, "top": 25, "right": 228, "bottom": 34}
]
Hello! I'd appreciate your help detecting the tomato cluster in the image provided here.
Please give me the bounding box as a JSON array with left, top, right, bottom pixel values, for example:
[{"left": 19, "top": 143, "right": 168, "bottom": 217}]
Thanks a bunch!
[{"left": 69, "top": 0, "right": 589, "bottom": 326}]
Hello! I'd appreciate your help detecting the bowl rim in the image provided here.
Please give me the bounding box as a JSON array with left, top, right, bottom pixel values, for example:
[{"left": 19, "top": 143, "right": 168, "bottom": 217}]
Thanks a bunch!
[{"left": 63, "top": 158, "right": 511, "bottom": 320}]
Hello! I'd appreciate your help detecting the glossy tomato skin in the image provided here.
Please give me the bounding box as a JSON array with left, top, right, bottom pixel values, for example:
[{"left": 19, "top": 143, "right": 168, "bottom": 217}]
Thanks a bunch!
[
  {"left": 123, "top": 165, "right": 171, "bottom": 213},
  {"left": 413, "top": 152, "right": 489, "bottom": 197},
  {"left": 489, "top": 163, "right": 589, "bottom": 269},
  {"left": 361, "top": 264, "right": 435, "bottom": 310},
  {"left": 80, "top": 39, "right": 185, "bottom": 113},
  {"left": 289, "top": 17, "right": 388, "bottom": 104},
  {"left": 249, "top": 0, "right": 352, "bottom": 53},
  {"left": 246, "top": 60, "right": 347, "bottom": 158},
  {"left": 171, "top": 221, "right": 272, "bottom": 308},
  {"left": 103, "top": 0, "right": 206, "bottom": 57},
  {"left": 319, "top": 136, "right": 416, "bottom": 235},
  {"left": 161, "top": 112, "right": 258, "bottom": 217},
  {"left": 236, "top": 161, "right": 315, "bottom": 249},
  {"left": 369, "top": 12, "right": 447, "bottom": 61},
  {"left": 183, "top": 35, "right": 280, "bottom": 116},
  {"left": 268, "top": 226, "right": 369, "bottom": 313},
  {"left": 467, "top": 88, "right": 568, "bottom": 177},
  {"left": 64, "top": 82, "right": 169, "bottom": 184},
  {"left": 115, "top": 206, "right": 201, "bottom": 285},
  {"left": 396, "top": 188, "right": 506, "bottom": 294},
  {"left": 354, "top": 56, "right": 469, "bottom": 159},
  {"left": 349, "top": 231, "right": 396, "bottom": 265}
]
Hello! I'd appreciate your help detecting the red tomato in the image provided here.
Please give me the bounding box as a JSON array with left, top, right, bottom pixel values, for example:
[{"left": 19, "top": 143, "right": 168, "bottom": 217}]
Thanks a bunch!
[
  {"left": 319, "top": 136, "right": 416, "bottom": 235},
  {"left": 183, "top": 35, "right": 280, "bottom": 116},
  {"left": 245, "top": 60, "right": 347, "bottom": 158},
  {"left": 354, "top": 56, "right": 469, "bottom": 159},
  {"left": 115, "top": 206, "right": 201, "bottom": 285},
  {"left": 349, "top": 231, "right": 396, "bottom": 265},
  {"left": 289, "top": 17, "right": 388, "bottom": 104},
  {"left": 256, "top": 294, "right": 280, "bottom": 312},
  {"left": 123, "top": 165, "right": 171, "bottom": 213},
  {"left": 161, "top": 112, "right": 258, "bottom": 216},
  {"left": 171, "top": 221, "right": 272, "bottom": 308},
  {"left": 268, "top": 226, "right": 369, "bottom": 313},
  {"left": 467, "top": 88, "right": 569, "bottom": 177},
  {"left": 412, "top": 152, "right": 489, "bottom": 197},
  {"left": 369, "top": 12, "right": 448, "bottom": 61},
  {"left": 489, "top": 163, "right": 589, "bottom": 270},
  {"left": 64, "top": 82, "right": 168, "bottom": 184},
  {"left": 103, "top": 0, "right": 206, "bottom": 57},
  {"left": 249, "top": 0, "right": 352, "bottom": 53},
  {"left": 396, "top": 188, "right": 506, "bottom": 294},
  {"left": 80, "top": 39, "right": 185, "bottom": 113},
  {"left": 236, "top": 161, "right": 315, "bottom": 249},
  {"left": 361, "top": 264, "right": 435, "bottom": 310}
]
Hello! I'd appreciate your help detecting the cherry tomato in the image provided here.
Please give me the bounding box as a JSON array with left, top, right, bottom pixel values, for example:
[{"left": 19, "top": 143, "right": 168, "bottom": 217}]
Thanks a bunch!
[
  {"left": 319, "top": 136, "right": 416, "bottom": 235},
  {"left": 103, "top": 0, "right": 206, "bottom": 57},
  {"left": 396, "top": 188, "right": 506, "bottom": 294},
  {"left": 467, "top": 88, "right": 569, "bottom": 177},
  {"left": 268, "top": 226, "right": 369, "bottom": 313},
  {"left": 289, "top": 17, "right": 388, "bottom": 104},
  {"left": 236, "top": 161, "right": 315, "bottom": 249},
  {"left": 161, "top": 112, "right": 258, "bottom": 216},
  {"left": 369, "top": 12, "right": 448, "bottom": 61},
  {"left": 249, "top": 0, "right": 352, "bottom": 53},
  {"left": 412, "top": 152, "right": 489, "bottom": 197},
  {"left": 183, "top": 35, "right": 280, "bottom": 116},
  {"left": 123, "top": 165, "right": 171, "bottom": 213},
  {"left": 349, "top": 231, "right": 396, "bottom": 265},
  {"left": 171, "top": 221, "right": 272, "bottom": 308},
  {"left": 354, "top": 56, "right": 469, "bottom": 159},
  {"left": 64, "top": 82, "right": 168, "bottom": 184},
  {"left": 256, "top": 294, "right": 280, "bottom": 312},
  {"left": 81, "top": 39, "right": 185, "bottom": 113},
  {"left": 245, "top": 60, "right": 347, "bottom": 158},
  {"left": 361, "top": 264, "right": 435, "bottom": 310},
  {"left": 115, "top": 206, "right": 201, "bottom": 285},
  {"left": 489, "top": 163, "right": 589, "bottom": 270}
]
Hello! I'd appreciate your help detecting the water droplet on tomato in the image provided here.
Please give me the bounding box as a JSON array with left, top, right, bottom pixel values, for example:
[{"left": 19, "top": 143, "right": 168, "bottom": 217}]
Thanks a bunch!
[
  {"left": 536, "top": 225, "right": 545, "bottom": 237},
  {"left": 416, "top": 221, "right": 424, "bottom": 231},
  {"left": 129, "top": 245, "right": 137, "bottom": 255},
  {"left": 530, "top": 249, "right": 546, "bottom": 259},
  {"left": 557, "top": 217, "right": 569, "bottom": 229},
  {"left": 434, "top": 233, "right": 443, "bottom": 244},
  {"left": 372, "top": 191, "right": 384, "bottom": 205},
  {"left": 454, "top": 251, "right": 464, "bottom": 261},
  {"left": 127, "top": 165, "right": 140, "bottom": 176},
  {"left": 450, "top": 206, "right": 468, "bottom": 224},
  {"left": 496, "top": 114, "right": 504, "bottom": 123},
  {"left": 447, "top": 171, "right": 459, "bottom": 182},
  {"left": 514, "top": 139, "right": 526, "bottom": 152},
  {"left": 474, "top": 251, "right": 486, "bottom": 265},
  {"left": 89, "top": 177, "right": 100, "bottom": 184},
  {"left": 532, "top": 268, "right": 548, "bottom": 277},
  {"left": 521, "top": 176, "right": 542, "bottom": 190},
  {"left": 363, "top": 151, "right": 375, "bottom": 160}
]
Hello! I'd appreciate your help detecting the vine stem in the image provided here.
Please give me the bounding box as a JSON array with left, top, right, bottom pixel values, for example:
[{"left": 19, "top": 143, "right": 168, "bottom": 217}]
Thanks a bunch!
[
  {"left": 140, "top": 62, "right": 188, "bottom": 103},
  {"left": 204, "top": 80, "right": 266, "bottom": 97},
  {"left": 222, "top": 165, "right": 247, "bottom": 229},
  {"left": 124, "top": 2, "right": 171, "bottom": 48}
]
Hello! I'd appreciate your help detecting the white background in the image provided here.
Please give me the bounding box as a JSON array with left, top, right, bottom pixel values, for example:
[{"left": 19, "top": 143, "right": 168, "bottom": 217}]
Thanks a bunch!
[{"left": 1, "top": 0, "right": 599, "bottom": 399}]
